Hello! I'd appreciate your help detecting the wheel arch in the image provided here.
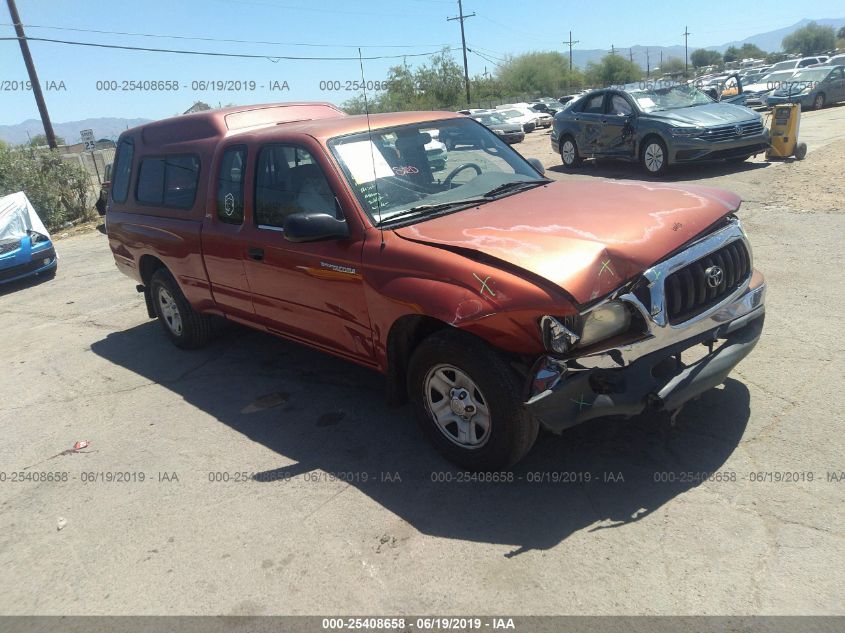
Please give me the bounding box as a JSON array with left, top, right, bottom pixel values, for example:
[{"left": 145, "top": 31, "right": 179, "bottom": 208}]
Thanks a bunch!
[
  {"left": 385, "top": 314, "right": 452, "bottom": 406},
  {"left": 138, "top": 254, "right": 168, "bottom": 318}
]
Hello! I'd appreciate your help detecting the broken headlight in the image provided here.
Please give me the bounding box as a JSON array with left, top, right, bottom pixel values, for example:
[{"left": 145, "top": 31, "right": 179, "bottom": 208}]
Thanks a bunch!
[
  {"left": 28, "top": 230, "right": 48, "bottom": 245},
  {"left": 579, "top": 301, "right": 631, "bottom": 347},
  {"left": 539, "top": 315, "right": 580, "bottom": 354}
]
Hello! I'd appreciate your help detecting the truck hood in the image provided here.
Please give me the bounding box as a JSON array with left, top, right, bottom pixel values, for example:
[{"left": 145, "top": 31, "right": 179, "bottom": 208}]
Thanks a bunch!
[
  {"left": 647, "top": 103, "right": 759, "bottom": 126},
  {"left": 393, "top": 180, "right": 740, "bottom": 304}
]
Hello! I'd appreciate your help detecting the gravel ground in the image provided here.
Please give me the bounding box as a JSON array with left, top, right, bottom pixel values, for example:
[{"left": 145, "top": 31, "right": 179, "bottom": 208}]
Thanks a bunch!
[{"left": 0, "top": 106, "right": 843, "bottom": 617}]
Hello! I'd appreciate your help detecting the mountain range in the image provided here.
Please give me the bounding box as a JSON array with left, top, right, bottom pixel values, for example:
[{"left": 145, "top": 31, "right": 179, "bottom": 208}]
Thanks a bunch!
[{"left": 0, "top": 117, "right": 151, "bottom": 146}]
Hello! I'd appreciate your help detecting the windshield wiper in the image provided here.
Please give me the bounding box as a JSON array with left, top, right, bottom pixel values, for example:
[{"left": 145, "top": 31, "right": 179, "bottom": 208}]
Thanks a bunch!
[
  {"left": 377, "top": 197, "right": 491, "bottom": 225},
  {"left": 481, "top": 179, "right": 549, "bottom": 198}
]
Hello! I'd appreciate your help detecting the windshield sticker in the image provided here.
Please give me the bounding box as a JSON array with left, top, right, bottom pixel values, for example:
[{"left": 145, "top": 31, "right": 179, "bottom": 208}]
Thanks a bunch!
[
  {"left": 636, "top": 97, "right": 656, "bottom": 108},
  {"left": 392, "top": 165, "right": 420, "bottom": 176},
  {"left": 335, "top": 140, "right": 393, "bottom": 184}
]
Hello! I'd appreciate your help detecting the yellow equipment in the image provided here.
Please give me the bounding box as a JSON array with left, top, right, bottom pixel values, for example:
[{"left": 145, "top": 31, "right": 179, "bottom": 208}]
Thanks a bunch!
[{"left": 766, "top": 103, "right": 807, "bottom": 160}]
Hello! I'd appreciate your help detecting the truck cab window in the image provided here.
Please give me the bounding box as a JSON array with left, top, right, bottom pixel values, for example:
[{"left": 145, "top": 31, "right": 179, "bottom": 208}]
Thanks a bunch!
[
  {"left": 216, "top": 147, "right": 246, "bottom": 225},
  {"left": 254, "top": 145, "right": 338, "bottom": 228}
]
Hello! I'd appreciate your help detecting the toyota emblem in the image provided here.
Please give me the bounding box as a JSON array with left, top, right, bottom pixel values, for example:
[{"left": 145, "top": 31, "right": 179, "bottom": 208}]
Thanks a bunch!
[
  {"left": 734, "top": 124, "right": 743, "bottom": 136},
  {"left": 705, "top": 266, "right": 724, "bottom": 288}
]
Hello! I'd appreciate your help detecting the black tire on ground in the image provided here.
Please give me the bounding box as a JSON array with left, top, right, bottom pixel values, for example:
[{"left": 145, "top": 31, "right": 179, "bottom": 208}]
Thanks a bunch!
[
  {"left": 149, "top": 268, "right": 213, "bottom": 349},
  {"left": 559, "top": 135, "right": 582, "bottom": 169},
  {"left": 640, "top": 136, "right": 669, "bottom": 177},
  {"left": 794, "top": 142, "right": 808, "bottom": 160},
  {"left": 407, "top": 329, "right": 540, "bottom": 471},
  {"left": 813, "top": 93, "right": 825, "bottom": 111}
]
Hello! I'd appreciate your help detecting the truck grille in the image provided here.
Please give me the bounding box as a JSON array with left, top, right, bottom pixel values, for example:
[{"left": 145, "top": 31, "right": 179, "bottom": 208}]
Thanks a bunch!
[
  {"left": 699, "top": 121, "right": 764, "bottom": 142},
  {"left": 664, "top": 240, "right": 751, "bottom": 324}
]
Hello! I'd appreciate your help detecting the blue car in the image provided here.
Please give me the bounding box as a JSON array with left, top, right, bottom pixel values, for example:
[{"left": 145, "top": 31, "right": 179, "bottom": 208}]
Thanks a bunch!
[
  {"left": 0, "top": 192, "right": 58, "bottom": 285},
  {"left": 765, "top": 65, "right": 845, "bottom": 110}
]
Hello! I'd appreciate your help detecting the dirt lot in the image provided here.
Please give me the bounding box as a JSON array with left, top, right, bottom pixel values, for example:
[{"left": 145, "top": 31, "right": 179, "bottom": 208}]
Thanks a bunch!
[{"left": 1, "top": 107, "right": 843, "bottom": 617}]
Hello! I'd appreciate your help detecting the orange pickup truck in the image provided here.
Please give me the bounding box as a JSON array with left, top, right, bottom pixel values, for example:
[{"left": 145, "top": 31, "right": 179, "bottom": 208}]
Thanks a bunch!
[{"left": 107, "top": 103, "right": 766, "bottom": 470}]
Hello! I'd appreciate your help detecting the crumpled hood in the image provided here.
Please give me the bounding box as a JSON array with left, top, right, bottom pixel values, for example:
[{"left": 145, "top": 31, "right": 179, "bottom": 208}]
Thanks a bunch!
[
  {"left": 393, "top": 180, "right": 740, "bottom": 304},
  {"left": 648, "top": 103, "right": 759, "bottom": 126}
]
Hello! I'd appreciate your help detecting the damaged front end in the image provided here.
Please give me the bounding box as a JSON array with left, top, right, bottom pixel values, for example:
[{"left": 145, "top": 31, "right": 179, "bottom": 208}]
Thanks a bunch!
[{"left": 525, "top": 216, "right": 766, "bottom": 433}]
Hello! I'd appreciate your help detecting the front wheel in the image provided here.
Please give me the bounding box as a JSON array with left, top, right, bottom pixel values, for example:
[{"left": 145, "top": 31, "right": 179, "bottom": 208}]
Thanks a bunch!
[
  {"left": 813, "top": 93, "right": 825, "bottom": 110},
  {"left": 150, "top": 268, "right": 213, "bottom": 349},
  {"left": 407, "top": 330, "right": 539, "bottom": 471},
  {"left": 641, "top": 137, "right": 669, "bottom": 176}
]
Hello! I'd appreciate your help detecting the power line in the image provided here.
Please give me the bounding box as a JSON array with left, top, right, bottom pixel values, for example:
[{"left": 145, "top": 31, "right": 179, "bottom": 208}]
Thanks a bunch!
[
  {"left": 563, "top": 31, "right": 579, "bottom": 71},
  {"left": 447, "top": 0, "right": 474, "bottom": 103},
  {"left": 5, "top": 0, "right": 56, "bottom": 148},
  {"left": 0, "top": 35, "right": 457, "bottom": 61},
  {"left": 0, "top": 22, "right": 453, "bottom": 49}
]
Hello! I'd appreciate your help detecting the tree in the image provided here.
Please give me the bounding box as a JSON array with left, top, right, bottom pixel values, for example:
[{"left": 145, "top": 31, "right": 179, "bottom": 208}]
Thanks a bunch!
[
  {"left": 691, "top": 49, "right": 722, "bottom": 68},
  {"left": 782, "top": 22, "right": 836, "bottom": 56},
  {"left": 723, "top": 46, "right": 741, "bottom": 63},
  {"left": 837, "top": 27, "right": 845, "bottom": 39},
  {"left": 29, "top": 134, "right": 65, "bottom": 147},
  {"left": 765, "top": 51, "right": 788, "bottom": 64},
  {"left": 659, "top": 57, "right": 686, "bottom": 75},
  {"left": 495, "top": 51, "right": 583, "bottom": 97},
  {"left": 584, "top": 54, "right": 642, "bottom": 87},
  {"left": 0, "top": 144, "right": 92, "bottom": 229},
  {"left": 738, "top": 43, "right": 766, "bottom": 60}
]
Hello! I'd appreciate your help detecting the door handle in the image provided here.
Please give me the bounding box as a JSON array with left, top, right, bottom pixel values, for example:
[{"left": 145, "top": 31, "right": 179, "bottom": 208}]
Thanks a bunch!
[{"left": 248, "top": 247, "right": 264, "bottom": 261}]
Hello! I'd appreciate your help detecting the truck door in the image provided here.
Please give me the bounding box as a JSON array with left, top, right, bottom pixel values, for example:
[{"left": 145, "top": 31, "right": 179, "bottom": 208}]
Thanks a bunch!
[
  {"left": 240, "top": 143, "right": 373, "bottom": 363},
  {"left": 201, "top": 144, "right": 256, "bottom": 320}
]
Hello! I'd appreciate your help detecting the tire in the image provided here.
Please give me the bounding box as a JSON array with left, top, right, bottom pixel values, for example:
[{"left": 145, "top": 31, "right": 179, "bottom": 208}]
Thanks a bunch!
[
  {"left": 559, "top": 135, "right": 582, "bottom": 169},
  {"left": 407, "top": 329, "right": 540, "bottom": 471},
  {"left": 813, "top": 93, "right": 825, "bottom": 111},
  {"left": 149, "top": 268, "right": 213, "bottom": 349},
  {"left": 794, "top": 142, "right": 808, "bottom": 160},
  {"left": 641, "top": 137, "right": 669, "bottom": 176}
]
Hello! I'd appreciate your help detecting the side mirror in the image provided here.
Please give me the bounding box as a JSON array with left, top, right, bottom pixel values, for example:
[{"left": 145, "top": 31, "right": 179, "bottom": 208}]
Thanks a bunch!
[
  {"left": 283, "top": 212, "right": 349, "bottom": 243},
  {"left": 527, "top": 158, "right": 545, "bottom": 175}
]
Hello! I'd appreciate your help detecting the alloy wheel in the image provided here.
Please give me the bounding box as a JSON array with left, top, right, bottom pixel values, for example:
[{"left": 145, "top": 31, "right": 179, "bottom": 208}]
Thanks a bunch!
[
  {"left": 644, "top": 143, "right": 665, "bottom": 173},
  {"left": 157, "top": 286, "right": 183, "bottom": 336}
]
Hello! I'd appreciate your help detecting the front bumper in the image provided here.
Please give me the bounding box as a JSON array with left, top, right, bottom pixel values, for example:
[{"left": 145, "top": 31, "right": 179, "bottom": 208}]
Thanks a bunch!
[
  {"left": 0, "top": 239, "right": 57, "bottom": 285},
  {"left": 503, "top": 132, "right": 525, "bottom": 144},
  {"left": 525, "top": 219, "right": 766, "bottom": 433},
  {"left": 671, "top": 132, "right": 770, "bottom": 163}
]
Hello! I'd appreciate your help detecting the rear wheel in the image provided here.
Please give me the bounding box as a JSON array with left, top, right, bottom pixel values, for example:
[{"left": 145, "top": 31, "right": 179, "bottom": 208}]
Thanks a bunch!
[
  {"left": 641, "top": 137, "right": 668, "bottom": 176},
  {"left": 150, "top": 268, "right": 213, "bottom": 349},
  {"left": 813, "top": 93, "right": 825, "bottom": 110},
  {"left": 408, "top": 330, "right": 539, "bottom": 471},
  {"left": 560, "top": 136, "right": 582, "bottom": 169}
]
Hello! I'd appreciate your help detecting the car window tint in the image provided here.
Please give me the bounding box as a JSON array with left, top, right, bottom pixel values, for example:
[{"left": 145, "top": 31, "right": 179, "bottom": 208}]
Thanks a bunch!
[
  {"left": 583, "top": 93, "right": 604, "bottom": 113},
  {"left": 609, "top": 95, "right": 632, "bottom": 115},
  {"left": 216, "top": 147, "right": 246, "bottom": 225},
  {"left": 111, "top": 139, "right": 134, "bottom": 203},
  {"left": 136, "top": 155, "right": 199, "bottom": 209},
  {"left": 254, "top": 145, "right": 338, "bottom": 228}
]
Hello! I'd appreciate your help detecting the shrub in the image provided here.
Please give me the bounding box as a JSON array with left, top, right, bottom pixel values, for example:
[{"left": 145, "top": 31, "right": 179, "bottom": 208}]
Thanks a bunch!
[{"left": 0, "top": 143, "right": 92, "bottom": 230}]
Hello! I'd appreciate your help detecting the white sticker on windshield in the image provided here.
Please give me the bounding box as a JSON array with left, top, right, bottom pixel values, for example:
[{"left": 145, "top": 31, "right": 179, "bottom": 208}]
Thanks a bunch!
[
  {"left": 335, "top": 140, "right": 394, "bottom": 184},
  {"left": 636, "top": 97, "right": 656, "bottom": 108}
]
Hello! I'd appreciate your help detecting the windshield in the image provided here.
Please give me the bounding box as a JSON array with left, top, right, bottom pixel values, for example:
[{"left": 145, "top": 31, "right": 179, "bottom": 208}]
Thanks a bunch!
[
  {"left": 498, "top": 109, "right": 522, "bottom": 119},
  {"left": 627, "top": 84, "right": 714, "bottom": 112},
  {"left": 474, "top": 114, "right": 507, "bottom": 125},
  {"left": 328, "top": 118, "right": 544, "bottom": 226},
  {"left": 790, "top": 69, "right": 829, "bottom": 82},
  {"left": 759, "top": 70, "right": 796, "bottom": 84}
]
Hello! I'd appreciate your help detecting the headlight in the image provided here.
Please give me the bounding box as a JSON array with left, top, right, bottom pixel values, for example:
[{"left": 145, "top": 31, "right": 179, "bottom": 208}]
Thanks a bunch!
[
  {"left": 579, "top": 301, "right": 631, "bottom": 347},
  {"left": 539, "top": 316, "right": 579, "bottom": 354},
  {"left": 670, "top": 126, "right": 705, "bottom": 137}
]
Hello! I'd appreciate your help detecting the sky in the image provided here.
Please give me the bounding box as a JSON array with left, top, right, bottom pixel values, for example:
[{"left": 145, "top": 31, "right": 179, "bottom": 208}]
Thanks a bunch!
[{"left": 1, "top": 0, "right": 843, "bottom": 133}]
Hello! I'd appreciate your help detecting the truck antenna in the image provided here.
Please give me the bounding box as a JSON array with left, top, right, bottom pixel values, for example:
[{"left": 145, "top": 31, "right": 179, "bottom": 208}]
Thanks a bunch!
[{"left": 358, "top": 48, "right": 385, "bottom": 250}]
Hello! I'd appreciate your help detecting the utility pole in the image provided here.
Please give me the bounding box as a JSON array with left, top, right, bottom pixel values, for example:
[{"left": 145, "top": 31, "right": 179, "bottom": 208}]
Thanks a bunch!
[
  {"left": 629, "top": 48, "right": 634, "bottom": 62},
  {"left": 563, "top": 31, "right": 579, "bottom": 71},
  {"left": 447, "top": 0, "right": 475, "bottom": 104},
  {"left": 646, "top": 48, "right": 651, "bottom": 78},
  {"left": 683, "top": 26, "right": 691, "bottom": 78},
  {"left": 610, "top": 44, "right": 616, "bottom": 56},
  {"left": 6, "top": 0, "right": 57, "bottom": 149}
]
